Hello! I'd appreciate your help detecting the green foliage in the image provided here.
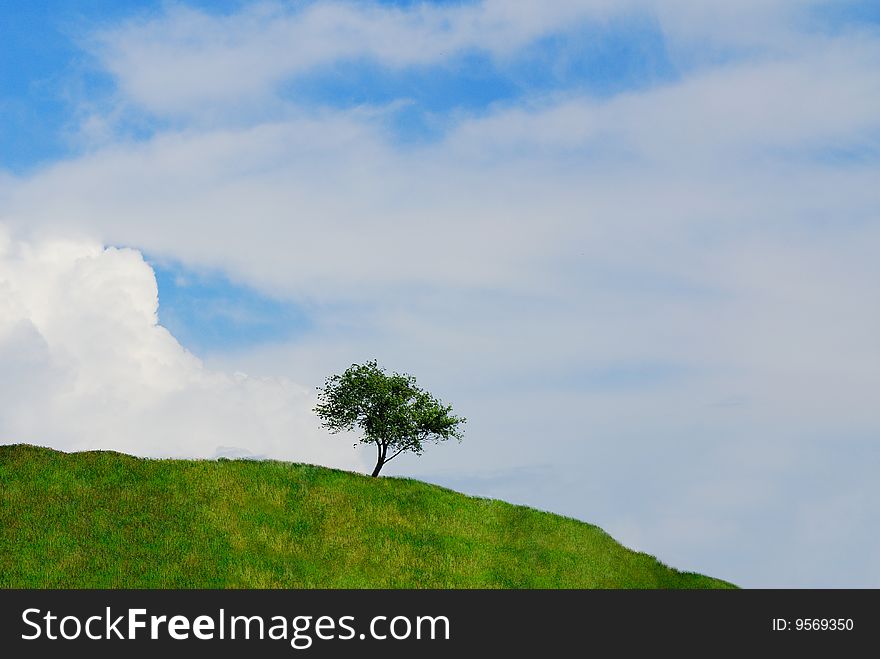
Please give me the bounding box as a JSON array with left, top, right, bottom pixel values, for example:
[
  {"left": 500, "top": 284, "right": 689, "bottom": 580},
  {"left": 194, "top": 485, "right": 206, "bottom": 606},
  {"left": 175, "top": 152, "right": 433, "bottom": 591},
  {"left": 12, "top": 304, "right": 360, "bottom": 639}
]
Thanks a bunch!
[
  {"left": 315, "top": 360, "right": 465, "bottom": 476},
  {"left": 0, "top": 445, "right": 735, "bottom": 588}
]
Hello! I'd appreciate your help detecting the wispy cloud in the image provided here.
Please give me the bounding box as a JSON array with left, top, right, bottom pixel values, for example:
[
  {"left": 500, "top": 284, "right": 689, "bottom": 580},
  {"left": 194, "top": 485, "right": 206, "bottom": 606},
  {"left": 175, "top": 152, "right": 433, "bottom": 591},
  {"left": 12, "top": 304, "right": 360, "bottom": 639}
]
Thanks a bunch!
[{"left": 85, "top": 0, "right": 639, "bottom": 116}]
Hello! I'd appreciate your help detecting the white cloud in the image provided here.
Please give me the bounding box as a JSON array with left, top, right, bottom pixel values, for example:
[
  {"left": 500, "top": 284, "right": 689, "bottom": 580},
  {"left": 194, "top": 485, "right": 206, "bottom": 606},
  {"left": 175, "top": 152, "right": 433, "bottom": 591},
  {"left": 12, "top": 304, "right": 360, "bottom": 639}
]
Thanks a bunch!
[
  {"left": 87, "top": 0, "right": 635, "bottom": 117},
  {"left": 447, "top": 34, "right": 880, "bottom": 162},
  {"left": 82, "top": 0, "right": 839, "bottom": 121},
  {"left": 0, "top": 228, "right": 364, "bottom": 470}
]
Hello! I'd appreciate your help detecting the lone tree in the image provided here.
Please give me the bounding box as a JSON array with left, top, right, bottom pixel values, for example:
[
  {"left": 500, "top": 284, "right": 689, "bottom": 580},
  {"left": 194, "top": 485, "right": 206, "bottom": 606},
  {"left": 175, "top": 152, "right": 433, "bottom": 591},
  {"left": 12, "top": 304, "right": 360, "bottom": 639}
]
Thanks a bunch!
[{"left": 314, "top": 360, "right": 465, "bottom": 477}]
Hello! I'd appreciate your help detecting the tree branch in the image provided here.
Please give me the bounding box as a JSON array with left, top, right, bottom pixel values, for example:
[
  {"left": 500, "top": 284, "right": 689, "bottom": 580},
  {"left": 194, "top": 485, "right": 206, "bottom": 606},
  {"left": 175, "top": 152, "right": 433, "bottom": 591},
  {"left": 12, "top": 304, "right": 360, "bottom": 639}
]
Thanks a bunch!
[{"left": 384, "top": 447, "right": 408, "bottom": 463}]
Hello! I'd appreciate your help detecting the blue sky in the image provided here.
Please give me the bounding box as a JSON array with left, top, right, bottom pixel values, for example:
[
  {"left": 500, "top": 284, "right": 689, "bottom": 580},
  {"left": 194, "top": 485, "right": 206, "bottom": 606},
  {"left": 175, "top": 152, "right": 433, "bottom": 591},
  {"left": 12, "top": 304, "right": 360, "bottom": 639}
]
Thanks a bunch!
[
  {"left": 2, "top": 0, "right": 880, "bottom": 588},
  {"left": 149, "top": 258, "right": 310, "bottom": 354},
  {"left": 4, "top": 0, "right": 677, "bottom": 352},
  {"left": 282, "top": 15, "right": 676, "bottom": 121},
  {"left": 1, "top": 1, "right": 256, "bottom": 171},
  {"left": 0, "top": 1, "right": 139, "bottom": 171},
  {"left": 1, "top": 0, "right": 680, "bottom": 171}
]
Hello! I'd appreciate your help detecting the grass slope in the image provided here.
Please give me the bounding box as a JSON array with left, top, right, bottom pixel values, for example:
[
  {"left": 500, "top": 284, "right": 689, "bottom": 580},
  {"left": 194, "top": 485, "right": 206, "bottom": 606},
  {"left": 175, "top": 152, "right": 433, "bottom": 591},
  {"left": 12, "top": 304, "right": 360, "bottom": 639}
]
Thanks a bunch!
[{"left": 0, "top": 445, "right": 734, "bottom": 588}]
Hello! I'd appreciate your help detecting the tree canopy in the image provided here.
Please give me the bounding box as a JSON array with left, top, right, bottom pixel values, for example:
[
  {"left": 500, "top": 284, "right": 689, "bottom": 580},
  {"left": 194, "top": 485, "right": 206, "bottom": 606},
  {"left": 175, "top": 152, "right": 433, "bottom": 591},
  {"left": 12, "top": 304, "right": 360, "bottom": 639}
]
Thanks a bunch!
[{"left": 314, "top": 360, "right": 465, "bottom": 477}]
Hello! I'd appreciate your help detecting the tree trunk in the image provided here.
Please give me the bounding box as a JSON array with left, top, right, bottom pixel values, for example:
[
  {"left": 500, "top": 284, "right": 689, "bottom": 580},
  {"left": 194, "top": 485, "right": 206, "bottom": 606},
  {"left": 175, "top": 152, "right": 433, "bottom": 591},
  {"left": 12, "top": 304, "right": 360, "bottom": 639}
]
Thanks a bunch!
[{"left": 372, "top": 441, "right": 387, "bottom": 477}]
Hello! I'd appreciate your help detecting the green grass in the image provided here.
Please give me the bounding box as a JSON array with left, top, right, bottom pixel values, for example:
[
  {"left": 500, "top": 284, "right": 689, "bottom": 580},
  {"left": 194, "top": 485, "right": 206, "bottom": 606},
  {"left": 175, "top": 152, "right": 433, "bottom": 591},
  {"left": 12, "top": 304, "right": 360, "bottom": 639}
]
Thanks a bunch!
[{"left": 0, "top": 444, "right": 734, "bottom": 588}]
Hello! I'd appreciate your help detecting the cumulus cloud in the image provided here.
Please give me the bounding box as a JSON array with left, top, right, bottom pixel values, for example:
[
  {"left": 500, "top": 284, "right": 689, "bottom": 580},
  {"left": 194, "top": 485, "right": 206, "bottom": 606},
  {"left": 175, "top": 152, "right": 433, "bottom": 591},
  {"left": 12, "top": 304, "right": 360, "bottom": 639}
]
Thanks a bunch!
[{"left": 0, "top": 228, "right": 363, "bottom": 470}]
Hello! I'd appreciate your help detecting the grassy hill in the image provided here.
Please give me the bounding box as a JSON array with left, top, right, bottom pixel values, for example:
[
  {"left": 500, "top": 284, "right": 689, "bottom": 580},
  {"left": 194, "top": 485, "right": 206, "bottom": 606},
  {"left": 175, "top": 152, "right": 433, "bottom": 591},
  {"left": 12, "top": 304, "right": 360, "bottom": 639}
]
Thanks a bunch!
[{"left": 0, "top": 444, "right": 734, "bottom": 588}]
